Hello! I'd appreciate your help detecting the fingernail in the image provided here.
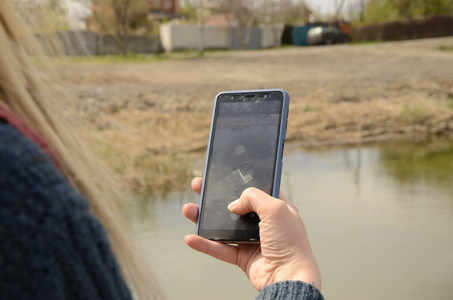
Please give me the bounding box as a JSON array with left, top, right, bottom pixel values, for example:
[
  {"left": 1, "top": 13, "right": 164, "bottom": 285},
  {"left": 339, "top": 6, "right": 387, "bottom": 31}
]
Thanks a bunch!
[{"left": 228, "top": 200, "right": 239, "bottom": 210}]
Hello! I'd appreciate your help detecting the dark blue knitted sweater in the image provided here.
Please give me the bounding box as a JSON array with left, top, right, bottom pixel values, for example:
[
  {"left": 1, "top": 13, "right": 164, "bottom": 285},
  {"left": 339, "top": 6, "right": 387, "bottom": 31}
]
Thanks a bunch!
[
  {"left": 0, "top": 121, "right": 132, "bottom": 299},
  {"left": 0, "top": 121, "right": 324, "bottom": 300}
]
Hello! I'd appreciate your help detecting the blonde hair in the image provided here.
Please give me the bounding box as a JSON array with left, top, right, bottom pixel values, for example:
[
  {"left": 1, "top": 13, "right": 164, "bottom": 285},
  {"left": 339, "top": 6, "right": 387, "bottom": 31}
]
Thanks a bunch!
[{"left": 0, "top": 2, "right": 163, "bottom": 299}]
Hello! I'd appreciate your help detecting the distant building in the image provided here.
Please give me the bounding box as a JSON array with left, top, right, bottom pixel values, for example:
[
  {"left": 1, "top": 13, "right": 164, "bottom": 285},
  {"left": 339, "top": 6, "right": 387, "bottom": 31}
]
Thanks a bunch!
[
  {"left": 202, "top": 0, "right": 228, "bottom": 26},
  {"left": 149, "top": 0, "right": 181, "bottom": 19},
  {"left": 203, "top": 0, "right": 228, "bottom": 26},
  {"left": 204, "top": 14, "right": 229, "bottom": 27},
  {"left": 200, "top": 0, "right": 313, "bottom": 27}
]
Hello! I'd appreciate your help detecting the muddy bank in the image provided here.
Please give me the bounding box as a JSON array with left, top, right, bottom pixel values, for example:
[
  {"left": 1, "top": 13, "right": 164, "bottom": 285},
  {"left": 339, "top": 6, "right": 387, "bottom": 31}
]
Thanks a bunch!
[{"left": 61, "top": 37, "right": 453, "bottom": 194}]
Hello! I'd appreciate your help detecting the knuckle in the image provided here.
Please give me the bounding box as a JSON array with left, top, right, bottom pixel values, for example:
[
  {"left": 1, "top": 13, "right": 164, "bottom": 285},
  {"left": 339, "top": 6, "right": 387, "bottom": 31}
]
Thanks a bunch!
[
  {"left": 271, "top": 200, "right": 289, "bottom": 214},
  {"left": 240, "top": 187, "right": 262, "bottom": 212},
  {"left": 242, "top": 187, "right": 257, "bottom": 197}
]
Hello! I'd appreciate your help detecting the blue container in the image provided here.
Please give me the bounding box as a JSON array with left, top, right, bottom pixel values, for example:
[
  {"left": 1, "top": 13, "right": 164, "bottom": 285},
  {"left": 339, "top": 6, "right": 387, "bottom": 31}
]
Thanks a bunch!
[{"left": 292, "top": 24, "right": 326, "bottom": 46}]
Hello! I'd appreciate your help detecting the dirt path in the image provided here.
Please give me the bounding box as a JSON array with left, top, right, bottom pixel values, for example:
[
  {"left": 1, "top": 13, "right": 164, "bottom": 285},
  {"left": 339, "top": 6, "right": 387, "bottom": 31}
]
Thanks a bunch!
[{"left": 62, "top": 37, "right": 453, "bottom": 193}]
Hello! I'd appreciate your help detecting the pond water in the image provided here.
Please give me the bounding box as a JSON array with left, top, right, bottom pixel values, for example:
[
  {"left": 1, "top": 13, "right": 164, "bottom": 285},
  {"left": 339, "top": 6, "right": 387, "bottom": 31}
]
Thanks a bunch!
[{"left": 130, "top": 140, "right": 453, "bottom": 300}]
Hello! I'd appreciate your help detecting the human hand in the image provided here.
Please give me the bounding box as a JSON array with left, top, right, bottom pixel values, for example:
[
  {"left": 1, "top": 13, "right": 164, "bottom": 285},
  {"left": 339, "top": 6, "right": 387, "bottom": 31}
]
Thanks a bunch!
[{"left": 182, "top": 177, "right": 321, "bottom": 291}]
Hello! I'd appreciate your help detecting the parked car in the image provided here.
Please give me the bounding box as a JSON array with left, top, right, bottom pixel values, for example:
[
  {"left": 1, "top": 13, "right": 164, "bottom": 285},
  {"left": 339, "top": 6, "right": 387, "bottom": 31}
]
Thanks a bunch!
[{"left": 306, "top": 26, "right": 350, "bottom": 45}]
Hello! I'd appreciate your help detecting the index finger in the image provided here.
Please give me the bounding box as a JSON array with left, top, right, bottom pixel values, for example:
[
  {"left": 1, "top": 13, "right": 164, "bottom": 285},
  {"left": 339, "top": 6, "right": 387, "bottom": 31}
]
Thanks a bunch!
[
  {"left": 182, "top": 203, "right": 199, "bottom": 224},
  {"left": 191, "top": 177, "right": 203, "bottom": 195}
]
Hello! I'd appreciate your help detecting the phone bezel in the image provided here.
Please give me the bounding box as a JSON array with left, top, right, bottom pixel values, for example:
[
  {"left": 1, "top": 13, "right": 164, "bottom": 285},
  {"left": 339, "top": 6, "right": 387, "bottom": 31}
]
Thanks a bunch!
[{"left": 196, "top": 89, "right": 290, "bottom": 243}]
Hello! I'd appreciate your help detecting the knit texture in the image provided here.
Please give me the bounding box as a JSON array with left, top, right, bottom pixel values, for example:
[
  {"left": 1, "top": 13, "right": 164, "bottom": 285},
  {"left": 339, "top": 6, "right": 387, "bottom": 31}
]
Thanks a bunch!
[
  {"left": 256, "top": 281, "right": 325, "bottom": 300},
  {"left": 0, "top": 121, "right": 132, "bottom": 300}
]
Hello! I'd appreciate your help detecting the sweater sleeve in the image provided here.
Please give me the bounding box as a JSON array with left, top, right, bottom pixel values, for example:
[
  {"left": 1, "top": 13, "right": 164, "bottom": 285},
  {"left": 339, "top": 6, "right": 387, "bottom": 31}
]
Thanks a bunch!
[
  {"left": 256, "top": 281, "right": 325, "bottom": 300},
  {"left": 0, "top": 122, "right": 132, "bottom": 300}
]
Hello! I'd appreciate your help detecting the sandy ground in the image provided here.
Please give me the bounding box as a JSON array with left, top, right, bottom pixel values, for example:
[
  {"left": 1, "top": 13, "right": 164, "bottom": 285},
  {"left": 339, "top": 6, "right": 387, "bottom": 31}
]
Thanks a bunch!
[{"left": 61, "top": 37, "right": 453, "bottom": 193}]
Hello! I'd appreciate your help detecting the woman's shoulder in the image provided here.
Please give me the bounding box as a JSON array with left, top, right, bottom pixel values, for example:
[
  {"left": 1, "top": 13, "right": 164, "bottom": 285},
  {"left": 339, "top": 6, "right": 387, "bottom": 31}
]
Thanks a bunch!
[
  {"left": 0, "top": 120, "right": 61, "bottom": 179},
  {"left": 0, "top": 120, "right": 83, "bottom": 205},
  {"left": 0, "top": 119, "right": 89, "bottom": 223},
  {"left": 0, "top": 120, "right": 44, "bottom": 171},
  {"left": 0, "top": 121, "right": 133, "bottom": 299}
]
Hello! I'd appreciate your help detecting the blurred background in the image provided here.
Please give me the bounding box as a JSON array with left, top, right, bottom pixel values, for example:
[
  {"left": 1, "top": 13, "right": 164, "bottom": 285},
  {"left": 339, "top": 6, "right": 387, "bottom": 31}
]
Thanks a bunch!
[{"left": 11, "top": 0, "right": 453, "bottom": 299}]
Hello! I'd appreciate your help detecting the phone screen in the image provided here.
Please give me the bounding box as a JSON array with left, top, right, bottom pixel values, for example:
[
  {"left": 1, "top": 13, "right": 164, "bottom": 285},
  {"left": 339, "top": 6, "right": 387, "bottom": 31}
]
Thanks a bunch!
[{"left": 198, "top": 91, "right": 286, "bottom": 242}]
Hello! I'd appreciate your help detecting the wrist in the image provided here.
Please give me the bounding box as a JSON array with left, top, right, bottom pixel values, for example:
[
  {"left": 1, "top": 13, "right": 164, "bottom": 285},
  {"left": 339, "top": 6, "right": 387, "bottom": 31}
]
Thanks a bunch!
[{"left": 273, "top": 260, "right": 322, "bottom": 291}]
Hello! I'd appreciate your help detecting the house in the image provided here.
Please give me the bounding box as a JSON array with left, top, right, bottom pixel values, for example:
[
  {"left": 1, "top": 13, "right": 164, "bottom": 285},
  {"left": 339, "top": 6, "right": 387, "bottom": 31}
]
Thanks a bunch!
[
  {"left": 201, "top": 0, "right": 314, "bottom": 27},
  {"left": 149, "top": 0, "right": 181, "bottom": 20},
  {"left": 202, "top": 0, "right": 228, "bottom": 26}
]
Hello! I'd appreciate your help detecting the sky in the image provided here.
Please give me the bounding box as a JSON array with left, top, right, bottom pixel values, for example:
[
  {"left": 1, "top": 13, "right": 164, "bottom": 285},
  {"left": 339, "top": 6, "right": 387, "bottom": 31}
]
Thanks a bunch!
[
  {"left": 181, "top": 0, "right": 339, "bottom": 15},
  {"left": 305, "top": 0, "right": 338, "bottom": 14},
  {"left": 182, "top": 0, "right": 346, "bottom": 18}
]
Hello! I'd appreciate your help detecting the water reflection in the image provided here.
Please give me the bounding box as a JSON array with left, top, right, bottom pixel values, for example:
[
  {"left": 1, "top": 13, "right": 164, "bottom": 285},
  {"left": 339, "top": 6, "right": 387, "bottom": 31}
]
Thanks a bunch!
[
  {"left": 130, "top": 141, "right": 453, "bottom": 300},
  {"left": 378, "top": 140, "right": 453, "bottom": 189}
]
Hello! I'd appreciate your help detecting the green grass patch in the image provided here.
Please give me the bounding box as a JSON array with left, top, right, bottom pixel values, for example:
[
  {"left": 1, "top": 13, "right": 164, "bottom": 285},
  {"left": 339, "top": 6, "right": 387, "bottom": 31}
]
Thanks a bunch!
[
  {"left": 447, "top": 94, "right": 453, "bottom": 110},
  {"left": 439, "top": 46, "right": 453, "bottom": 52},
  {"left": 93, "top": 138, "right": 192, "bottom": 196},
  {"left": 41, "top": 46, "right": 301, "bottom": 66},
  {"left": 132, "top": 152, "right": 193, "bottom": 196},
  {"left": 303, "top": 105, "right": 323, "bottom": 113},
  {"left": 56, "top": 51, "right": 205, "bottom": 65},
  {"left": 350, "top": 39, "right": 386, "bottom": 45},
  {"left": 399, "top": 103, "right": 430, "bottom": 124},
  {"left": 266, "top": 45, "right": 296, "bottom": 51}
]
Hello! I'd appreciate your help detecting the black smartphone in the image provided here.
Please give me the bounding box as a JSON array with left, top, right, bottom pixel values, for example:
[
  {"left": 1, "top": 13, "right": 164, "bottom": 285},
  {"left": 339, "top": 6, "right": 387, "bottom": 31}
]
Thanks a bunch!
[{"left": 196, "top": 89, "right": 290, "bottom": 243}]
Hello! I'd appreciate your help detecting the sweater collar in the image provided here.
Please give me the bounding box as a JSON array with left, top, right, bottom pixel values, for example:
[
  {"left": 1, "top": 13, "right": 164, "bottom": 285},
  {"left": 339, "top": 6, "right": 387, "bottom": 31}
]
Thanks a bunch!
[{"left": 0, "top": 104, "right": 62, "bottom": 171}]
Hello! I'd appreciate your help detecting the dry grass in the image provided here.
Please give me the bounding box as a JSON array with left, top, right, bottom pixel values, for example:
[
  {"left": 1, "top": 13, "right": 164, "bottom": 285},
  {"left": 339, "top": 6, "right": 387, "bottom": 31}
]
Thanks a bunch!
[{"left": 58, "top": 37, "right": 453, "bottom": 194}]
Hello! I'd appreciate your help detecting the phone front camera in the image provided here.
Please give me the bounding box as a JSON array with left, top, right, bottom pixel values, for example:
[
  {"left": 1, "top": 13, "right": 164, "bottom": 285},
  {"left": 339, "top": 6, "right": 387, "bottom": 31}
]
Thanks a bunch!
[{"left": 235, "top": 145, "right": 245, "bottom": 155}]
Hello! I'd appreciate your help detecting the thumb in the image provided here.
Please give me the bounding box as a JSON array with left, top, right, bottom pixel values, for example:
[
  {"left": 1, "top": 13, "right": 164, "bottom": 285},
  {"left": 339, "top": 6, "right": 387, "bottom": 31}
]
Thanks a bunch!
[{"left": 228, "top": 187, "right": 276, "bottom": 217}]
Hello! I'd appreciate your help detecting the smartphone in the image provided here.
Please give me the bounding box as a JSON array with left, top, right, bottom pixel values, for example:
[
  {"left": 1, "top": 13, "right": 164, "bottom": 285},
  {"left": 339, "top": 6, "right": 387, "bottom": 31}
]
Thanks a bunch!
[{"left": 196, "top": 89, "right": 289, "bottom": 243}]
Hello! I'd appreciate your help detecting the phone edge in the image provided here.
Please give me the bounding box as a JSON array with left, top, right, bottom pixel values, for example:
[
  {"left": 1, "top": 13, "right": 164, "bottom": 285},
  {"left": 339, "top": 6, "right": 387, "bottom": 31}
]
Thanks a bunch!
[{"left": 195, "top": 88, "right": 290, "bottom": 241}]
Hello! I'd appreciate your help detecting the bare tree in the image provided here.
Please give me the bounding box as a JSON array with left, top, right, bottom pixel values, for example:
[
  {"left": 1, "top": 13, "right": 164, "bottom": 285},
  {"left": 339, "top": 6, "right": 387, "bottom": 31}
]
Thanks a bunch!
[
  {"left": 346, "top": 0, "right": 367, "bottom": 22},
  {"left": 258, "top": 0, "right": 292, "bottom": 45},
  {"left": 359, "top": 0, "right": 367, "bottom": 21},
  {"left": 219, "top": 0, "right": 297, "bottom": 49},
  {"left": 387, "top": 0, "right": 416, "bottom": 20},
  {"left": 334, "top": 0, "right": 347, "bottom": 21},
  {"left": 92, "top": 0, "right": 148, "bottom": 55},
  {"left": 219, "top": 0, "right": 256, "bottom": 49}
]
